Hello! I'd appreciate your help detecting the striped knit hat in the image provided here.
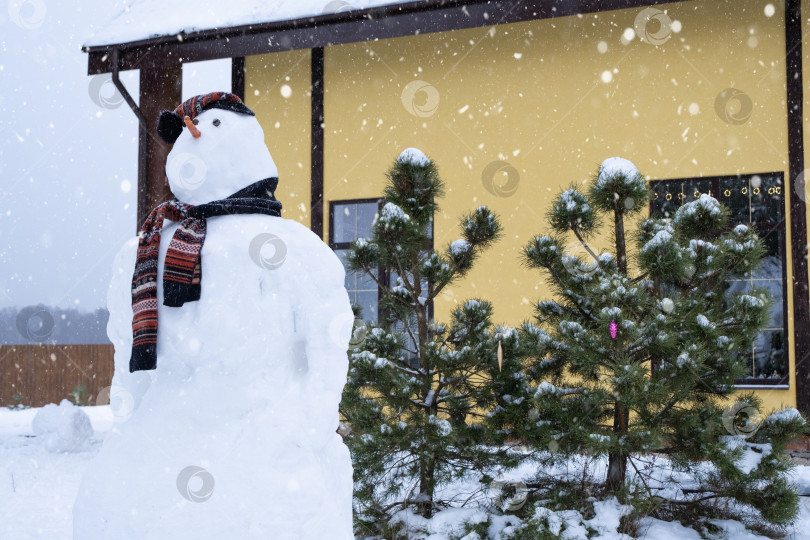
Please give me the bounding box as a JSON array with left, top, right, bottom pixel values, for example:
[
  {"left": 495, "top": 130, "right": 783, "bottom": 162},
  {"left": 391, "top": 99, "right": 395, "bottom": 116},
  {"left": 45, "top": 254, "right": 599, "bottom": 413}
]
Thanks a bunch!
[{"left": 157, "top": 92, "right": 255, "bottom": 144}]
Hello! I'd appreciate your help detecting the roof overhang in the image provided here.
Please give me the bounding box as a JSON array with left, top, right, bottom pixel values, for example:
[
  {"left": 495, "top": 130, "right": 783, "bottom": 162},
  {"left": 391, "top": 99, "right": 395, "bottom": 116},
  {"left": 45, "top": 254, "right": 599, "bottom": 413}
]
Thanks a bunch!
[{"left": 83, "top": 0, "right": 688, "bottom": 75}]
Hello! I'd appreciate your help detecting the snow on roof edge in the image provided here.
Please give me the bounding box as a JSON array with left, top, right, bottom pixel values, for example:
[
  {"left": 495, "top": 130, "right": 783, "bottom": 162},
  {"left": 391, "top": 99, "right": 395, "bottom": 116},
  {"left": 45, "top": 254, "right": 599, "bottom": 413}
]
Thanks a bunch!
[{"left": 82, "top": 0, "right": 424, "bottom": 49}]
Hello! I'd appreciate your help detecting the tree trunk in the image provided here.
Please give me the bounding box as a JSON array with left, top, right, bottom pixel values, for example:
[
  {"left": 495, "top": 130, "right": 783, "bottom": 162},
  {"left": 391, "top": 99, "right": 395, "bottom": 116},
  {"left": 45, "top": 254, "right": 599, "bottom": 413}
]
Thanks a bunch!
[
  {"left": 606, "top": 403, "right": 629, "bottom": 491},
  {"left": 613, "top": 204, "right": 627, "bottom": 275},
  {"left": 418, "top": 450, "right": 436, "bottom": 517},
  {"left": 413, "top": 249, "right": 428, "bottom": 367},
  {"left": 607, "top": 200, "right": 629, "bottom": 491}
]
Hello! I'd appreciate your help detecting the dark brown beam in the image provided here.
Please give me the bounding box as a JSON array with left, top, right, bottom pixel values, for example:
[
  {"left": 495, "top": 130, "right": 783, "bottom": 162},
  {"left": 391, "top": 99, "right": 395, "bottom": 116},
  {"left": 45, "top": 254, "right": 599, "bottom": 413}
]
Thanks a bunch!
[
  {"left": 786, "top": 0, "right": 810, "bottom": 417},
  {"left": 311, "top": 47, "right": 325, "bottom": 239},
  {"left": 231, "top": 56, "right": 246, "bottom": 100},
  {"left": 86, "top": 0, "right": 689, "bottom": 75},
  {"left": 137, "top": 66, "right": 181, "bottom": 230}
]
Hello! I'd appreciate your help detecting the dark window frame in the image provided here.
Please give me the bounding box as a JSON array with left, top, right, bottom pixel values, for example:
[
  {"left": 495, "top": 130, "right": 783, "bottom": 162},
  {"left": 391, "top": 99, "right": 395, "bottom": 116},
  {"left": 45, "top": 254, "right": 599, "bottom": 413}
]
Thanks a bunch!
[
  {"left": 649, "top": 172, "right": 789, "bottom": 387},
  {"left": 328, "top": 196, "right": 382, "bottom": 250},
  {"left": 329, "top": 197, "right": 385, "bottom": 325},
  {"left": 328, "top": 197, "right": 436, "bottom": 315},
  {"left": 329, "top": 198, "right": 435, "bottom": 368}
]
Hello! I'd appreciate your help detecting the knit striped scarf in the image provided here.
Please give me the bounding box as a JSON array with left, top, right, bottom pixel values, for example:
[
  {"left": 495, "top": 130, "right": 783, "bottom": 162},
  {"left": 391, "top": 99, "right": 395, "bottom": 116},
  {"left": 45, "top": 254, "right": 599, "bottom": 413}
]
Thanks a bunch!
[{"left": 130, "top": 177, "right": 283, "bottom": 372}]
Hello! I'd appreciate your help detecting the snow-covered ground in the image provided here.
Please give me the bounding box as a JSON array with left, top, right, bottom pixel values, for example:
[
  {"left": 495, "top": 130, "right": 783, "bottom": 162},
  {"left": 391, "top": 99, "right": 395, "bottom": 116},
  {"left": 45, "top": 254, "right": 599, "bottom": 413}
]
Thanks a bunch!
[
  {"left": 2, "top": 405, "right": 809, "bottom": 539},
  {"left": 0, "top": 405, "right": 111, "bottom": 539}
]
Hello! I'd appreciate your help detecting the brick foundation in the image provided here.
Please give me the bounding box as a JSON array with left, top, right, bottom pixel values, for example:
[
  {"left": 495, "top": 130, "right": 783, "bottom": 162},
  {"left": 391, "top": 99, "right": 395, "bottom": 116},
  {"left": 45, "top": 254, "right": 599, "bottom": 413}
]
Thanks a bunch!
[{"left": 788, "top": 436, "right": 810, "bottom": 465}]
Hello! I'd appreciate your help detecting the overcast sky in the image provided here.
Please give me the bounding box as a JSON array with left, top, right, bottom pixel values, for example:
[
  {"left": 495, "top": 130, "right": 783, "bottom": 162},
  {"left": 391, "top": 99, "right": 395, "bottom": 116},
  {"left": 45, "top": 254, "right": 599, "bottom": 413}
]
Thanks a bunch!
[{"left": 0, "top": 0, "right": 230, "bottom": 311}]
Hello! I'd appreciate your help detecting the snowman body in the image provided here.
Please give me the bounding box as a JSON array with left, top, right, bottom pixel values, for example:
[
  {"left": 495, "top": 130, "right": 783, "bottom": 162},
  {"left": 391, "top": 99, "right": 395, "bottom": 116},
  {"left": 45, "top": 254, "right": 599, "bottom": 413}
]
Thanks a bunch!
[{"left": 73, "top": 109, "right": 354, "bottom": 539}]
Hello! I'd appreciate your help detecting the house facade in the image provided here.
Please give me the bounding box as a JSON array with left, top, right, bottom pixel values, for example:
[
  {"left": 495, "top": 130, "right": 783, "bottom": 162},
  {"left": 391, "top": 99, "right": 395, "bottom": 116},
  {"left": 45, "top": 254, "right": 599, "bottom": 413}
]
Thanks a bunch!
[{"left": 81, "top": 0, "right": 810, "bottom": 416}]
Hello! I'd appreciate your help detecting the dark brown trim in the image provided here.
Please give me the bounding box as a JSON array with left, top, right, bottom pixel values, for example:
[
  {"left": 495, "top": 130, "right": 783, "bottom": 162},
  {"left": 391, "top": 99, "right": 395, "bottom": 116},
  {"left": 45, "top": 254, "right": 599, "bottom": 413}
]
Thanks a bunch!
[
  {"left": 786, "top": 0, "right": 810, "bottom": 416},
  {"left": 329, "top": 197, "right": 384, "bottom": 205},
  {"left": 85, "top": 0, "right": 690, "bottom": 74},
  {"left": 231, "top": 56, "right": 246, "bottom": 100},
  {"left": 311, "top": 47, "right": 325, "bottom": 239},
  {"left": 111, "top": 49, "right": 148, "bottom": 130}
]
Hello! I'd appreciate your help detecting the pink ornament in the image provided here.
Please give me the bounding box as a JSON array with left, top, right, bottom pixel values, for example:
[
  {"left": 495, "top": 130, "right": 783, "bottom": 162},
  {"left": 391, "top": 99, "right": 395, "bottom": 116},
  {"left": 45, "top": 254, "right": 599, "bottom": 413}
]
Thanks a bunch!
[{"left": 609, "top": 320, "right": 618, "bottom": 340}]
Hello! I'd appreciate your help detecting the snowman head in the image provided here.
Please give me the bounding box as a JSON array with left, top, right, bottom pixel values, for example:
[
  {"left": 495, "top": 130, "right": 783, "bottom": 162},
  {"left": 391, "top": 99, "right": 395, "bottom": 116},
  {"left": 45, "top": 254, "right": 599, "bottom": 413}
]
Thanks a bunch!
[{"left": 157, "top": 92, "right": 278, "bottom": 205}]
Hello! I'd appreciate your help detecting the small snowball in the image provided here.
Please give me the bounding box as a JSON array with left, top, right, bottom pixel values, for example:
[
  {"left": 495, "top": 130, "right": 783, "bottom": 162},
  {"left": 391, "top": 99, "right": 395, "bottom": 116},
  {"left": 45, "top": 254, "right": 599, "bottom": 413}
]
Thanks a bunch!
[{"left": 32, "top": 399, "right": 93, "bottom": 453}]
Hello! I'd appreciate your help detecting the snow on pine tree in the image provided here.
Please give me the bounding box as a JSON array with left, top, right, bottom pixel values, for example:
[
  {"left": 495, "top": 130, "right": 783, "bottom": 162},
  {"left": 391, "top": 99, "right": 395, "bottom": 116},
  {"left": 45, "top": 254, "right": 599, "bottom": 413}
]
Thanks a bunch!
[
  {"left": 339, "top": 149, "right": 525, "bottom": 530},
  {"left": 518, "top": 157, "right": 806, "bottom": 531}
]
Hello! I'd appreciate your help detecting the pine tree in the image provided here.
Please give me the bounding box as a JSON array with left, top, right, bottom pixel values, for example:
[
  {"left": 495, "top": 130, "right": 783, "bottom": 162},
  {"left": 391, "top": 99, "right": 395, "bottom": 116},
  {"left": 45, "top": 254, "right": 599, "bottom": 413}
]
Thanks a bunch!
[
  {"left": 339, "top": 149, "right": 524, "bottom": 530},
  {"left": 518, "top": 157, "right": 806, "bottom": 530}
]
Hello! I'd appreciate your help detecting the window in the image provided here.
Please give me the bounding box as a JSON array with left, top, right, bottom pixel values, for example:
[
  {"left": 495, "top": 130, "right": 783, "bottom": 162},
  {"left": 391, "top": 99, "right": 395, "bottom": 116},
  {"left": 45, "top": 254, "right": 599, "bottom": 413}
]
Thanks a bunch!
[
  {"left": 329, "top": 199, "right": 382, "bottom": 324},
  {"left": 329, "top": 199, "right": 434, "bottom": 368},
  {"left": 649, "top": 173, "right": 788, "bottom": 385}
]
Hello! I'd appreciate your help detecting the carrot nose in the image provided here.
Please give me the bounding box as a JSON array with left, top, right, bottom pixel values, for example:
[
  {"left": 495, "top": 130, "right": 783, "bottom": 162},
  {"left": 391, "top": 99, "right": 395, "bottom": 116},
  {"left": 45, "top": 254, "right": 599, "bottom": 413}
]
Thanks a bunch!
[{"left": 184, "top": 116, "right": 201, "bottom": 138}]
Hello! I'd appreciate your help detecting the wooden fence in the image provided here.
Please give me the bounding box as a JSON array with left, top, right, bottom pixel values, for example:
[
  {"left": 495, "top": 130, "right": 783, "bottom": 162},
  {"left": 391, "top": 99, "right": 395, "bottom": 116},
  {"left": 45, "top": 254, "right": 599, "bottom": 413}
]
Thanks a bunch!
[{"left": 0, "top": 344, "right": 114, "bottom": 408}]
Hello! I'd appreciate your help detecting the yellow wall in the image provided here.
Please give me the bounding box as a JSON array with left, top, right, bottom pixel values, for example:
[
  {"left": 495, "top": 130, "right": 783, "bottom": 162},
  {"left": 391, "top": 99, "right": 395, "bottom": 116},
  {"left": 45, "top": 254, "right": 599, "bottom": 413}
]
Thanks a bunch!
[
  {"left": 245, "top": 50, "right": 312, "bottom": 226},
  {"left": 247, "top": 0, "right": 797, "bottom": 411}
]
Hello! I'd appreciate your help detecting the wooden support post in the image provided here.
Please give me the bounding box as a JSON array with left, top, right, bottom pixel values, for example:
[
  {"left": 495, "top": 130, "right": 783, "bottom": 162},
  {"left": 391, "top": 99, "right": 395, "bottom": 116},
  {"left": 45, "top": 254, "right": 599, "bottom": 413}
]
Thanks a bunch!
[
  {"left": 232, "top": 57, "right": 246, "bottom": 100},
  {"left": 310, "top": 47, "right": 325, "bottom": 239},
  {"left": 786, "top": 0, "right": 810, "bottom": 417},
  {"left": 136, "top": 65, "right": 182, "bottom": 231}
]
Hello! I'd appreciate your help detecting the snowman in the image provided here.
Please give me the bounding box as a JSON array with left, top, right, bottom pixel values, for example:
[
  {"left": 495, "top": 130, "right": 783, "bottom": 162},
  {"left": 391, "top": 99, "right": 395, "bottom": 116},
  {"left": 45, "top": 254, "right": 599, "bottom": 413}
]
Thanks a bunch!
[{"left": 73, "top": 92, "right": 355, "bottom": 539}]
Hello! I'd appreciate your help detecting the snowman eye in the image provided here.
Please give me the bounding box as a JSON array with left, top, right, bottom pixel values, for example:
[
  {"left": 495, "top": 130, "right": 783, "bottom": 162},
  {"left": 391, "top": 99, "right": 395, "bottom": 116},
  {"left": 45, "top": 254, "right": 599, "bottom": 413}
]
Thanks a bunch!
[
  {"left": 213, "top": 119, "right": 221, "bottom": 127},
  {"left": 191, "top": 118, "right": 199, "bottom": 125}
]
